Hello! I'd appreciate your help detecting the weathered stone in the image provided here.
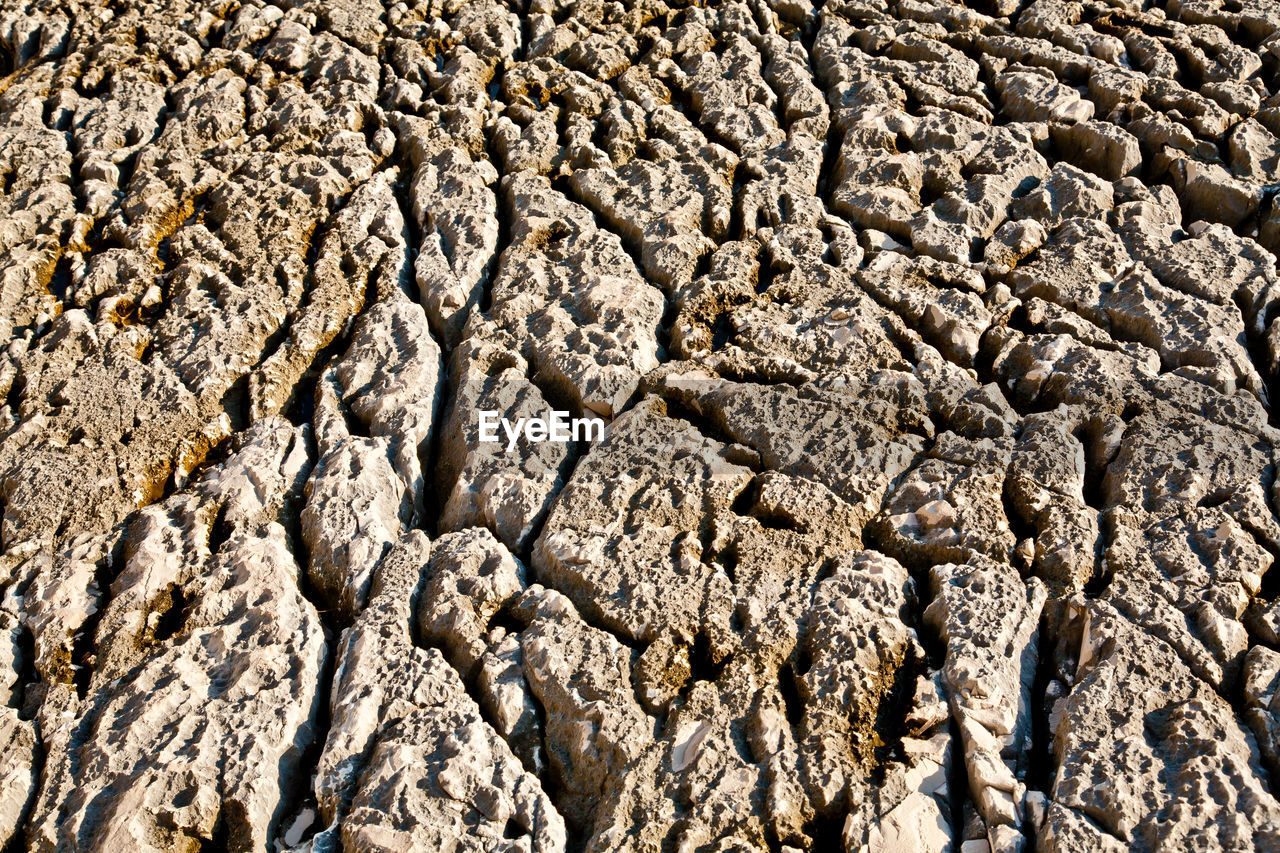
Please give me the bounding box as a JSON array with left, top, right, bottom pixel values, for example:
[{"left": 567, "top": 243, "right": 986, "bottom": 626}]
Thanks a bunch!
[
  {"left": 9, "top": 1, "right": 1280, "bottom": 849},
  {"left": 1006, "top": 406, "right": 1103, "bottom": 593},
  {"left": 1009, "top": 218, "right": 1262, "bottom": 398},
  {"left": 799, "top": 550, "right": 919, "bottom": 816},
  {"left": 406, "top": 134, "right": 500, "bottom": 347},
  {"left": 1051, "top": 601, "right": 1280, "bottom": 849},
  {"left": 436, "top": 327, "right": 576, "bottom": 551},
  {"left": 301, "top": 426, "right": 406, "bottom": 616},
  {"left": 1169, "top": 157, "right": 1260, "bottom": 226},
  {"left": 485, "top": 172, "right": 664, "bottom": 417},
  {"left": 534, "top": 397, "right": 744, "bottom": 648},
  {"left": 514, "top": 584, "right": 653, "bottom": 829},
  {"left": 417, "top": 527, "right": 526, "bottom": 678},
  {"left": 330, "top": 298, "right": 444, "bottom": 525},
  {"left": 1243, "top": 645, "right": 1280, "bottom": 775},
  {"left": 926, "top": 558, "right": 1046, "bottom": 845},
  {"left": 0, "top": 708, "right": 35, "bottom": 849},
  {"left": 26, "top": 419, "right": 325, "bottom": 852},
  {"left": 1009, "top": 162, "right": 1114, "bottom": 229},
  {"left": 309, "top": 532, "right": 565, "bottom": 852},
  {"left": 1229, "top": 117, "right": 1280, "bottom": 184},
  {"left": 996, "top": 70, "right": 1095, "bottom": 124},
  {"left": 875, "top": 434, "right": 1016, "bottom": 566},
  {"left": 250, "top": 169, "right": 410, "bottom": 421},
  {"left": 858, "top": 253, "right": 990, "bottom": 365},
  {"left": 571, "top": 117, "right": 734, "bottom": 289},
  {"left": 1051, "top": 121, "right": 1141, "bottom": 180}
]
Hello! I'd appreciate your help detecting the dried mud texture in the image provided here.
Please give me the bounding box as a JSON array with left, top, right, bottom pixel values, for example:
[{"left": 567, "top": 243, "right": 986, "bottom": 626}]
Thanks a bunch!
[{"left": 7, "top": 0, "right": 1280, "bottom": 851}]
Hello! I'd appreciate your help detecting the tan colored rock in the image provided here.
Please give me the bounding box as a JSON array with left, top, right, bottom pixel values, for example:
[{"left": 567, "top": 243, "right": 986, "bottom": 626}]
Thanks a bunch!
[
  {"left": 1243, "top": 645, "right": 1280, "bottom": 775},
  {"left": 996, "top": 70, "right": 1095, "bottom": 124},
  {"left": 309, "top": 532, "right": 564, "bottom": 852},
  {"left": 514, "top": 585, "right": 653, "bottom": 829},
  {"left": 875, "top": 434, "right": 1017, "bottom": 566},
  {"left": 301, "top": 426, "right": 406, "bottom": 616},
  {"left": 26, "top": 421, "right": 324, "bottom": 853},
  {"left": 330, "top": 298, "right": 444, "bottom": 525},
  {"left": 1051, "top": 120, "right": 1141, "bottom": 180},
  {"left": 486, "top": 172, "right": 664, "bottom": 417},
  {"left": 1009, "top": 162, "right": 1114, "bottom": 229},
  {"left": 1170, "top": 157, "right": 1259, "bottom": 226},
  {"left": 1009, "top": 218, "right": 1262, "bottom": 398},
  {"left": 436, "top": 328, "right": 575, "bottom": 551},
  {"left": 571, "top": 113, "right": 734, "bottom": 289},
  {"left": 0, "top": 708, "right": 35, "bottom": 848},
  {"left": 408, "top": 139, "right": 500, "bottom": 347},
  {"left": 417, "top": 527, "right": 526, "bottom": 678},
  {"left": 1051, "top": 602, "right": 1280, "bottom": 849},
  {"left": 534, "top": 396, "right": 744, "bottom": 647},
  {"left": 250, "top": 169, "right": 409, "bottom": 421},
  {"left": 926, "top": 558, "right": 1046, "bottom": 845},
  {"left": 1006, "top": 407, "right": 1103, "bottom": 593},
  {"left": 9, "top": 1, "right": 1280, "bottom": 850},
  {"left": 799, "top": 551, "right": 919, "bottom": 816}
]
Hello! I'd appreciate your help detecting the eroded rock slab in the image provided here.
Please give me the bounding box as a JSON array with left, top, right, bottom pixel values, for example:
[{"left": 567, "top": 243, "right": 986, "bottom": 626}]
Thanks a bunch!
[{"left": 7, "top": 0, "right": 1280, "bottom": 850}]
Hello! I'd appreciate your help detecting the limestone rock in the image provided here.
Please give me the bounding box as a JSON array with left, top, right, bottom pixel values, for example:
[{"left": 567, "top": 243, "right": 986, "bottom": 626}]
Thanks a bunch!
[
  {"left": 533, "top": 396, "right": 744, "bottom": 647},
  {"left": 485, "top": 172, "right": 664, "bottom": 418},
  {"left": 1243, "top": 645, "right": 1280, "bottom": 775},
  {"left": 996, "top": 70, "right": 1095, "bottom": 124},
  {"left": 799, "top": 550, "right": 919, "bottom": 816},
  {"left": 0, "top": 708, "right": 35, "bottom": 848},
  {"left": 436, "top": 329, "right": 576, "bottom": 551},
  {"left": 25, "top": 421, "right": 325, "bottom": 852},
  {"left": 1051, "top": 602, "right": 1280, "bottom": 849},
  {"left": 309, "top": 532, "right": 565, "bottom": 852},
  {"left": 407, "top": 137, "right": 500, "bottom": 347},
  {"left": 926, "top": 558, "right": 1046, "bottom": 846},
  {"left": 8, "top": 0, "right": 1280, "bottom": 850},
  {"left": 301, "top": 427, "right": 406, "bottom": 616},
  {"left": 250, "top": 169, "right": 410, "bottom": 421},
  {"left": 417, "top": 527, "right": 527, "bottom": 678},
  {"left": 514, "top": 584, "right": 653, "bottom": 829},
  {"left": 1051, "top": 120, "right": 1142, "bottom": 180}
]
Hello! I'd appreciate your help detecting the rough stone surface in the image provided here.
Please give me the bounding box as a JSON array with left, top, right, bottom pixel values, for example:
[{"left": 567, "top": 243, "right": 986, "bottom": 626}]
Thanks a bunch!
[
  {"left": 307, "top": 531, "right": 563, "bottom": 852},
  {"left": 6, "top": 0, "right": 1280, "bottom": 850}
]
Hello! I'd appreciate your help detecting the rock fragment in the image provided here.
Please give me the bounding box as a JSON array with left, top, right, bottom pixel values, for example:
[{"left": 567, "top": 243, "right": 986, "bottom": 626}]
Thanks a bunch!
[
  {"left": 1051, "top": 602, "right": 1280, "bottom": 849},
  {"left": 485, "top": 172, "right": 664, "bottom": 417},
  {"left": 926, "top": 558, "right": 1046, "bottom": 849},
  {"left": 310, "top": 532, "right": 565, "bottom": 852},
  {"left": 25, "top": 419, "right": 325, "bottom": 853}
]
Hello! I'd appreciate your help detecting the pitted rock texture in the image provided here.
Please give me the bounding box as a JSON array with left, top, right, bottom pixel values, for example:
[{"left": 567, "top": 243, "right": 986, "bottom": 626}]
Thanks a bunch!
[{"left": 7, "top": 0, "right": 1280, "bottom": 851}]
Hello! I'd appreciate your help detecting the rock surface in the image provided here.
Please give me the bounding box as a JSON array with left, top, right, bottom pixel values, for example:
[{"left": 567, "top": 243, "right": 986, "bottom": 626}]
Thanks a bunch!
[{"left": 3, "top": 0, "right": 1280, "bottom": 850}]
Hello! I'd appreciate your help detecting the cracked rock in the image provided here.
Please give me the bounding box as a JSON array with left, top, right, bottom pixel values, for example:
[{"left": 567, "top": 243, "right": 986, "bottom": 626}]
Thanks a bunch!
[{"left": 9, "top": 0, "right": 1280, "bottom": 849}]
